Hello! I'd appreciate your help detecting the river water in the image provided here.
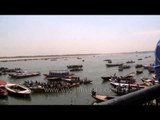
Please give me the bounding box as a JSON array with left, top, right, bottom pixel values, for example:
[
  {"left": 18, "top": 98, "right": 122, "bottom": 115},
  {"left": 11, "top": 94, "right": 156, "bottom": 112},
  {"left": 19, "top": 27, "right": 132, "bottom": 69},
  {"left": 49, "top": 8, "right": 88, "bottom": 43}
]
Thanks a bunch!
[{"left": 0, "top": 52, "right": 154, "bottom": 105}]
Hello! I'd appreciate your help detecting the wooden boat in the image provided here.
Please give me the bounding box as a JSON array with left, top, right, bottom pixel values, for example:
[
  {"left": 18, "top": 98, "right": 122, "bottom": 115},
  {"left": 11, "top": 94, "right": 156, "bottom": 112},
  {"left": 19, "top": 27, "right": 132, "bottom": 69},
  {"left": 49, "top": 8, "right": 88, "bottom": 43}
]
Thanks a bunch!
[
  {"left": 118, "top": 66, "right": 123, "bottom": 71},
  {"left": 124, "top": 72, "right": 136, "bottom": 78},
  {"left": 44, "top": 70, "right": 73, "bottom": 78},
  {"left": 143, "top": 65, "right": 151, "bottom": 69},
  {"left": 110, "top": 82, "right": 145, "bottom": 95},
  {"left": 110, "top": 81, "right": 146, "bottom": 89},
  {"left": 69, "top": 82, "right": 80, "bottom": 87},
  {"left": 110, "top": 86, "right": 139, "bottom": 95},
  {"left": 122, "top": 65, "right": 131, "bottom": 69},
  {"left": 101, "top": 76, "right": 112, "bottom": 81},
  {"left": 5, "top": 83, "right": 31, "bottom": 97},
  {"left": 141, "top": 77, "right": 159, "bottom": 85},
  {"left": 104, "top": 59, "right": 112, "bottom": 63},
  {"left": 67, "top": 65, "right": 83, "bottom": 68},
  {"left": 112, "top": 78, "right": 136, "bottom": 84},
  {"left": 46, "top": 77, "right": 62, "bottom": 81},
  {"left": 136, "top": 68, "right": 143, "bottom": 74},
  {"left": 9, "top": 71, "right": 40, "bottom": 78},
  {"left": 29, "top": 85, "right": 45, "bottom": 93},
  {"left": 80, "top": 79, "right": 92, "bottom": 84},
  {"left": 69, "top": 68, "right": 83, "bottom": 72},
  {"left": 112, "top": 72, "right": 136, "bottom": 83},
  {"left": 135, "top": 64, "right": 143, "bottom": 68},
  {"left": 138, "top": 58, "right": 142, "bottom": 60},
  {"left": 106, "top": 63, "right": 123, "bottom": 67},
  {"left": 148, "top": 67, "right": 155, "bottom": 73},
  {"left": 126, "top": 60, "right": 135, "bottom": 64},
  {"left": 62, "top": 78, "right": 79, "bottom": 83},
  {"left": 91, "top": 94, "right": 114, "bottom": 102}
]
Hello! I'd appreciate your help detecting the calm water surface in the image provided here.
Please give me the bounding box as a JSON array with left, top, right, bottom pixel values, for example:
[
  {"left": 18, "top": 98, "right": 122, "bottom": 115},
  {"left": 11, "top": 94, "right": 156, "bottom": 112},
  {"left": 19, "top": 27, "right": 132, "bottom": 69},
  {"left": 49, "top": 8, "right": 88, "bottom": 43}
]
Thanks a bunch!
[{"left": 0, "top": 52, "right": 154, "bottom": 105}]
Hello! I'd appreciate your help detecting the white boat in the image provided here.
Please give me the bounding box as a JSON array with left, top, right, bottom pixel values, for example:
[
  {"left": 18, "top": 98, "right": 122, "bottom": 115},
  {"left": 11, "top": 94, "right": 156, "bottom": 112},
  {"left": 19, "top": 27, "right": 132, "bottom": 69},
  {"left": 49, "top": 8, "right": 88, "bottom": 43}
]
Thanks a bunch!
[
  {"left": 5, "top": 83, "right": 31, "bottom": 97},
  {"left": 110, "top": 81, "right": 146, "bottom": 88}
]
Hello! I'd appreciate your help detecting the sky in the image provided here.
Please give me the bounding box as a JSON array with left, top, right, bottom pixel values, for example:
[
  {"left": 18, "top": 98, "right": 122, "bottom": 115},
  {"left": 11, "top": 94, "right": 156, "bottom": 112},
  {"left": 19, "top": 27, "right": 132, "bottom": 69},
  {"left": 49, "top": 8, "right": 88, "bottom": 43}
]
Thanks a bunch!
[{"left": 0, "top": 15, "right": 160, "bottom": 57}]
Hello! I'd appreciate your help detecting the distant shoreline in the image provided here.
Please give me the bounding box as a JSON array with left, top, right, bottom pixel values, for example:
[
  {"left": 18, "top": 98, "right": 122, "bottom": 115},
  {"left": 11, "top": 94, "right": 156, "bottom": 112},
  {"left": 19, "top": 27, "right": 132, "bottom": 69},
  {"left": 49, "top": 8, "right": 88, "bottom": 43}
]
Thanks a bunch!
[
  {"left": 0, "top": 50, "right": 154, "bottom": 58},
  {"left": 0, "top": 51, "right": 154, "bottom": 62},
  {"left": 0, "top": 54, "right": 98, "bottom": 62}
]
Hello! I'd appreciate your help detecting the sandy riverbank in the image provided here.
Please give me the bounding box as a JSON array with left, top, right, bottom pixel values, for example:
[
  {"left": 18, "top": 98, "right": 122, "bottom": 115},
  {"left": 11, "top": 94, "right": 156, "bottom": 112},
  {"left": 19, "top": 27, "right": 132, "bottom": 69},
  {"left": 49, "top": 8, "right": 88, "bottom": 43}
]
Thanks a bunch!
[{"left": 0, "top": 54, "right": 98, "bottom": 62}]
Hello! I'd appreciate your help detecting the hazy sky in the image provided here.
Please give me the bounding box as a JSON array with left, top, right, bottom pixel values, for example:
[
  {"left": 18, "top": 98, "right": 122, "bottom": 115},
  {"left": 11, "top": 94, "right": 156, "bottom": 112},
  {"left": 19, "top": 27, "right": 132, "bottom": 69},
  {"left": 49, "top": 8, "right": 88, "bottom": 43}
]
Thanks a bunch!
[{"left": 0, "top": 15, "right": 160, "bottom": 56}]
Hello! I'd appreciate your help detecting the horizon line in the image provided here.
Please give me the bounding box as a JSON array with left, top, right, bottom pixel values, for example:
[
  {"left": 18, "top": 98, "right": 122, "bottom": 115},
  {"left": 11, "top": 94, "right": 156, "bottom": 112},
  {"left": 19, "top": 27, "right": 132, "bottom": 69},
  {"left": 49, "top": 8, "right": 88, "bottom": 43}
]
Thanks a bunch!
[{"left": 0, "top": 50, "right": 154, "bottom": 58}]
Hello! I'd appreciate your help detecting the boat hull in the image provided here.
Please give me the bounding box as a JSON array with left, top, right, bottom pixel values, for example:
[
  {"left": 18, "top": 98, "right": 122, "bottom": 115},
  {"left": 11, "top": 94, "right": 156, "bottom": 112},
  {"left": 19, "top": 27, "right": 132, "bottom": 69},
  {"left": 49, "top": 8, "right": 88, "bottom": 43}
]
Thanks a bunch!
[{"left": 5, "top": 83, "right": 31, "bottom": 97}]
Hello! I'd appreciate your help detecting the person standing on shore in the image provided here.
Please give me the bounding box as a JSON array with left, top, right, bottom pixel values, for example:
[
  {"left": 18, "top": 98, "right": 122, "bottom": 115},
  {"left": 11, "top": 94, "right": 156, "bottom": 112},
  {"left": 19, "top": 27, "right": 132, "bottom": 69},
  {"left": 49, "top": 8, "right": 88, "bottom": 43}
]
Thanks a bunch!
[{"left": 155, "top": 40, "right": 160, "bottom": 82}]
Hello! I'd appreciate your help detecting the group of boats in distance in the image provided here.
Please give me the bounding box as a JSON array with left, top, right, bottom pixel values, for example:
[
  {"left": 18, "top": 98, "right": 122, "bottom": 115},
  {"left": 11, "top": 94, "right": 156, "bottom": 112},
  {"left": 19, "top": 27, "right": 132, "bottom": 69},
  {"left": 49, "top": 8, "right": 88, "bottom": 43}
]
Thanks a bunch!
[
  {"left": 93, "top": 51, "right": 156, "bottom": 103},
  {"left": 92, "top": 71, "right": 157, "bottom": 103},
  {"left": 105, "top": 61, "right": 154, "bottom": 74}
]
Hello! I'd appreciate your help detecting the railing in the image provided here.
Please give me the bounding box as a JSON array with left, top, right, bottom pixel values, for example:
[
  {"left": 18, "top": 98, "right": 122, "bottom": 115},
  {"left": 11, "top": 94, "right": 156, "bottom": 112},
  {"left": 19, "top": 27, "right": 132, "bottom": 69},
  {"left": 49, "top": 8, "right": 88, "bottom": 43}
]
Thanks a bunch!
[{"left": 96, "top": 84, "right": 160, "bottom": 105}]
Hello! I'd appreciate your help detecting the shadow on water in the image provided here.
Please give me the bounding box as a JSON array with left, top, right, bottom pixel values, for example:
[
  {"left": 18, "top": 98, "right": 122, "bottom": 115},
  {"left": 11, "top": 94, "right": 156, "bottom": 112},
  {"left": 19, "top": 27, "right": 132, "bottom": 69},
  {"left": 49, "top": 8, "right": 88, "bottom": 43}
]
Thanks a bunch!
[
  {"left": 0, "top": 97, "right": 9, "bottom": 105},
  {"left": 91, "top": 100, "right": 104, "bottom": 105},
  {"left": 8, "top": 95, "right": 32, "bottom": 101}
]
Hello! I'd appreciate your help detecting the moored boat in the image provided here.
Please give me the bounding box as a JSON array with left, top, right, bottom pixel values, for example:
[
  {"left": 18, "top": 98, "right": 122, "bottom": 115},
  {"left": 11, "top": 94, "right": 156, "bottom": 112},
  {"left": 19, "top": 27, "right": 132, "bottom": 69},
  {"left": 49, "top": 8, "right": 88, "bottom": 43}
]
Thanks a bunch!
[
  {"left": 118, "top": 65, "right": 123, "bottom": 71},
  {"left": 67, "top": 65, "right": 83, "bottom": 68},
  {"left": 29, "top": 85, "right": 45, "bottom": 93},
  {"left": 5, "top": 83, "right": 31, "bottom": 97},
  {"left": 110, "top": 81, "right": 146, "bottom": 89},
  {"left": 80, "top": 79, "right": 92, "bottom": 84},
  {"left": 9, "top": 71, "right": 40, "bottom": 78},
  {"left": 46, "top": 77, "right": 62, "bottom": 81},
  {"left": 110, "top": 83, "right": 144, "bottom": 95},
  {"left": 91, "top": 94, "right": 114, "bottom": 102},
  {"left": 106, "top": 63, "right": 123, "bottom": 67},
  {"left": 135, "top": 64, "right": 143, "bottom": 68},
  {"left": 126, "top": 60, "right": 135, "bottom": 64},
  {"left": 101, "top": 76, "right": 112, "bottom": 81},
  {"left": 136, "top": 68, "right": 143, "bottom": 74},
  {"left": 69, "top": 68, "right": 83, "bottom": 72},
  {"left": 44, "top": 70, "right": 73, "bottom": 78}
]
